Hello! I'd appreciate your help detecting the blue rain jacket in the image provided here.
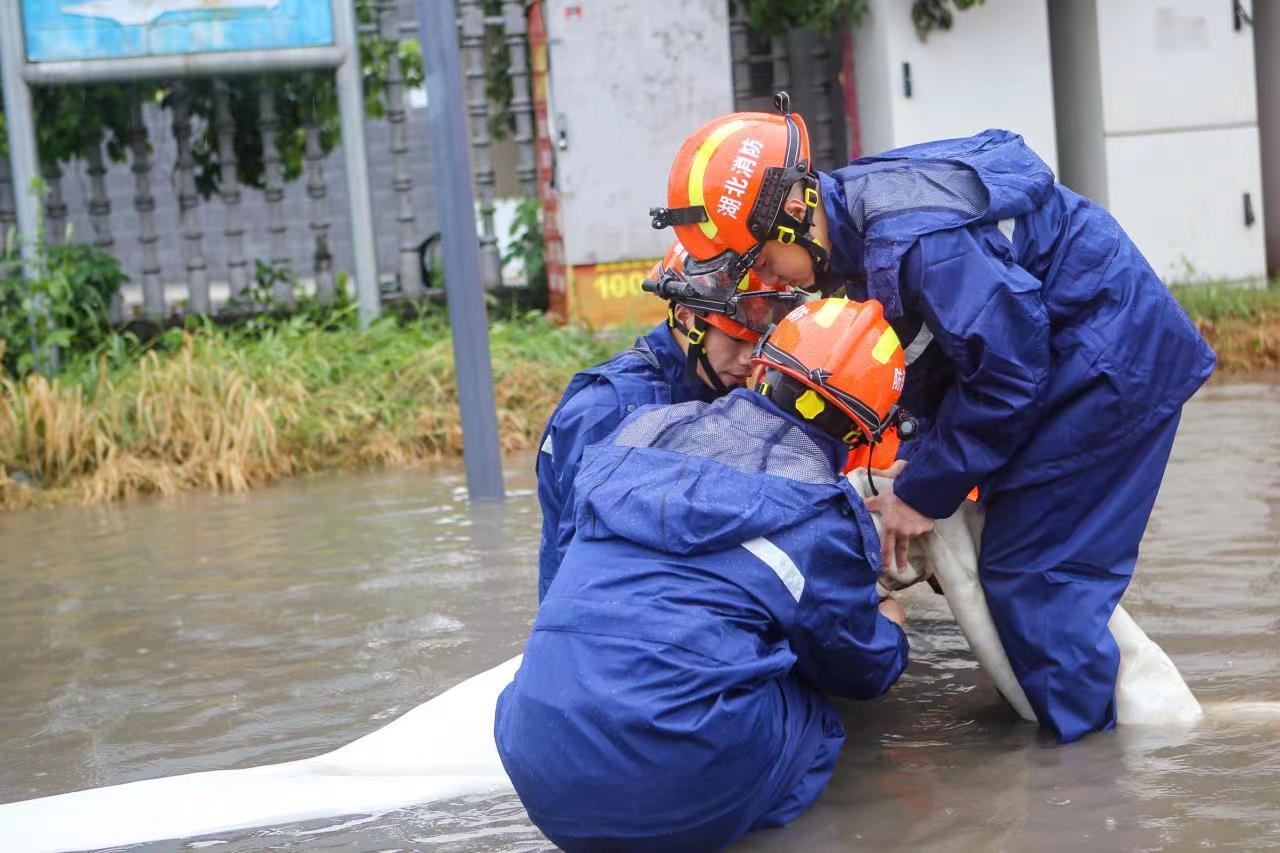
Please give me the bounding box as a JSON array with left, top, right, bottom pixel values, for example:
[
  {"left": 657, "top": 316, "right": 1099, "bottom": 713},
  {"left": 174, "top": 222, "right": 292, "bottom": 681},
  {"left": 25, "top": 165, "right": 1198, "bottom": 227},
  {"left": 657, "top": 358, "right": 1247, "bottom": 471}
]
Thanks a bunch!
[
  {"left": 535, "top": 323, "right": 715, "bottom": 602},
  {"left": 819, "top": 130, "right": 1214, "bottom": 742},
  {"left": 497, "top": 390, "right": 908, "bottom": 851}
]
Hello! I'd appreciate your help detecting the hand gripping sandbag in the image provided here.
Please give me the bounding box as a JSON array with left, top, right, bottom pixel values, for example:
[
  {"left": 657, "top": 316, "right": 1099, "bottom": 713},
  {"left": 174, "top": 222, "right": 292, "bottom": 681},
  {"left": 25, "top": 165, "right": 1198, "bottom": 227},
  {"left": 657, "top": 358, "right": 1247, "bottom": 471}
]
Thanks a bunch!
[
  {"left": 852, "top": 474, "right": 1202, "bottom": 727},
  {"left": 0, "top": 656, "right": 521, "bottom": 853}
]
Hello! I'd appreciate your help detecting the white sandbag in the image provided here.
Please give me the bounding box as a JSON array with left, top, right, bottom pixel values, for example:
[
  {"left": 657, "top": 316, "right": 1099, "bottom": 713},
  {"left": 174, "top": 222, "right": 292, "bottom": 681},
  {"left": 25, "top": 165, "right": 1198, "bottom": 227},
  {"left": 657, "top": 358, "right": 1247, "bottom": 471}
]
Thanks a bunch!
[
  {"left": 0, "top": 656, "right": 521, "bottom": 853},
  {"left": 1110, "top": 607, "right": 1202, "bottom": 726},
  {"left": 851, "top": 473, "right": 1202, "bottom": 727}
]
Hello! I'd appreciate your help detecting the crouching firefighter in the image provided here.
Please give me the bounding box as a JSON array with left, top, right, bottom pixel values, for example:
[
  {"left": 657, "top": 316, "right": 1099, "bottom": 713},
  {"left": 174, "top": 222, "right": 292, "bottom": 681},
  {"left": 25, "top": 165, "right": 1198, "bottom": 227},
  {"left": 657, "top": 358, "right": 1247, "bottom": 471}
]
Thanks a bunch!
[
  {"left": 651, "top": 93, "right": 1216, "bottom": 743},
  {"left": 534, "top": 240, "right": 800, "bottom": 602},
  {"left": 497, "top": 297, "right": 911, "bottom": 852}
]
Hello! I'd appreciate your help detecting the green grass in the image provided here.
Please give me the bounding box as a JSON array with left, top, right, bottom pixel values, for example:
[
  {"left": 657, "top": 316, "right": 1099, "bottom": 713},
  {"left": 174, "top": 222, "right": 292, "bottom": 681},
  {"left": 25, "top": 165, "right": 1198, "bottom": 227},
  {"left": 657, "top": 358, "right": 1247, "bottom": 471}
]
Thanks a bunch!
[
  {"left": 5, "top": 276, "right": 1271, "bottom": 512},
  {"left": 1171, "top": 279, "right": 1280, "bottom": 324},
  {"left": 1170, "top": 279, "right": 1280, "bottom": 376},
  {"left": 1, "top": 308, "right": 628, "bottom": 510}
]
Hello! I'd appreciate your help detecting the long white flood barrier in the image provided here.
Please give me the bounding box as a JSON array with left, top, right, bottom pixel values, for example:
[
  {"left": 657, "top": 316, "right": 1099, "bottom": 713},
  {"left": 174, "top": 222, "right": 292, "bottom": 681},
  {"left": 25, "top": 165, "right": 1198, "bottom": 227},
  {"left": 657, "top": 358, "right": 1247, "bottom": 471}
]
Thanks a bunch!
[
  {"left": 0, "top": 656, "right": 521, "bottom": 853},
  {"left": 1, "top": 477, "right": 1236, "bottom": 852}
]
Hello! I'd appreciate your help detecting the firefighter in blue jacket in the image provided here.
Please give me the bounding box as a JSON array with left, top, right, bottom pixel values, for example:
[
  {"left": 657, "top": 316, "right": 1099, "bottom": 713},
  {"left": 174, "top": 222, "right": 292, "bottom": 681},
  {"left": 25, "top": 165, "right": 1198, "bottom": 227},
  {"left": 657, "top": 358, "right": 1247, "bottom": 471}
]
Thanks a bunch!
[
  {"left": 649, "top": 93, "right": 1215, "bottom": 744},
  {"left": 535, "top": 241, "right": 800, "bottom": 602},
  {"left": 498, "top": 297, "right": 912, "bottom": 851}
]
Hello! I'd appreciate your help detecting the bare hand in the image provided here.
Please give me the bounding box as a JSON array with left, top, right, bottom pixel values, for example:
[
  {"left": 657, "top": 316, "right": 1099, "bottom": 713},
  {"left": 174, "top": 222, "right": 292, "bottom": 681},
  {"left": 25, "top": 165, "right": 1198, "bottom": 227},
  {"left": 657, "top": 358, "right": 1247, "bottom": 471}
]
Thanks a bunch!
[
  {"left": 870, "top": 459, "right": 907, "bottom": 480},
  {"left": 878, "top": 597, "right": 906, "bottom": 627},
  {"left": 864, "top": 482, "right": 934, "bottom": 574}
]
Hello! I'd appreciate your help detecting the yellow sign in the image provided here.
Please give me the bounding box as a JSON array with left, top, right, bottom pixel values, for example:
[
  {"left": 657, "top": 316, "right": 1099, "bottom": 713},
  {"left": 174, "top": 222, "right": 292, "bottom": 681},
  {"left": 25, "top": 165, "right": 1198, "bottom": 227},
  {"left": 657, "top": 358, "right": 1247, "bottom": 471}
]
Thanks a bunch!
[{"left": 564, "top": 260, "right": 666, "bottom": 329}]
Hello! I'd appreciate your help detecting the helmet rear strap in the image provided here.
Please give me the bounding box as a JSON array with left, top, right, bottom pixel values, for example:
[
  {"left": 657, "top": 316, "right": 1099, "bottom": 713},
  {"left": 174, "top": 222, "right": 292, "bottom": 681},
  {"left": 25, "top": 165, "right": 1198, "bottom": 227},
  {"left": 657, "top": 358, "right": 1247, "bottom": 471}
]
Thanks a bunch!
[{"left": 757, "top": 369, "right": 861, "bottom": 445}]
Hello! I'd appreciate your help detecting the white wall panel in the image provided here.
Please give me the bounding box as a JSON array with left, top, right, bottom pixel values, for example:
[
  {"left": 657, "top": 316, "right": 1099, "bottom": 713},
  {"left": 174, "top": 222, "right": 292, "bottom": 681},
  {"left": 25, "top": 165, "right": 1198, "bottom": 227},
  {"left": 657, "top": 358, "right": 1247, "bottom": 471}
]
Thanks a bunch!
[
  {"left": 887, "top": 0, "right": 1058, "bottom": 172},
  {"left": 1106, "top": 127, "right": 1266, "bottom": 282},
  {"left": 1097, "top": 0, "right": 1258, "bottom": 135}
]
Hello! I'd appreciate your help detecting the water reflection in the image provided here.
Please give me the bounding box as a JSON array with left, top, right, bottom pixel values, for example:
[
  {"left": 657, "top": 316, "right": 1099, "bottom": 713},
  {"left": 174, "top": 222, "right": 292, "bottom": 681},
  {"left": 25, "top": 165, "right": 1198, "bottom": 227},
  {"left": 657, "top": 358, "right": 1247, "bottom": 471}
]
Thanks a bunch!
[{"left": 1, "top": 385, "right": 1278, "bottom": 850}]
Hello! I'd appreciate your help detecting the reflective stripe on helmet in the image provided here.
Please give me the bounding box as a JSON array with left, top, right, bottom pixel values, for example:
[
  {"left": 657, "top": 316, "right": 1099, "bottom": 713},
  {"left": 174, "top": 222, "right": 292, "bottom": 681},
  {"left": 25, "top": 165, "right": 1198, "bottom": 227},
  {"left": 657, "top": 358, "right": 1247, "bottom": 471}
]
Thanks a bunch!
[
  {"left": 688, "top": 119, "right": 746, "bottom": 242},
  {"left": 811, "top": 297, "right": 848, "bottom": 328},
  {"left": 871, "top": 327, "right": 902, "bottom": 365}
]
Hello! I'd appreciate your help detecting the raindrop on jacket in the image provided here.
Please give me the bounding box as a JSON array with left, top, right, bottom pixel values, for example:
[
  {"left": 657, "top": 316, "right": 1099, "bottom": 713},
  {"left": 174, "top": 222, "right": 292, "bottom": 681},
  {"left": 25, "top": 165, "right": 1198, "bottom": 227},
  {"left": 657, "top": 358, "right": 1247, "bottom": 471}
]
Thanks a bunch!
[
  {"left": 498, "top": 390, "right": 908, "bottom": 851},
  {"left": 819, "top": 129, "right": 1215, "bottom": 743}
]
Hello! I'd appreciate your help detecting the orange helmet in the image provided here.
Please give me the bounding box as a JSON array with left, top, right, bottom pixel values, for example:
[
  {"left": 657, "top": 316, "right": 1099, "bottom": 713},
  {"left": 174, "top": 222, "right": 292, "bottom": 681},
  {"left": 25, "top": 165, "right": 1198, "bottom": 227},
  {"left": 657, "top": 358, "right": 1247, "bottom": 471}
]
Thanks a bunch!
[
  {"left": 644, "top": 239, "right": 803, "bottom": 342},
  {"left": 752, "top": 297, "right": 916, "bottom": 452},
  {"left": 649, "top": 92, "right": 829, "bottom": 289},
  {"left": 644, "top": 239, "right": 804, "bottom": 394}
]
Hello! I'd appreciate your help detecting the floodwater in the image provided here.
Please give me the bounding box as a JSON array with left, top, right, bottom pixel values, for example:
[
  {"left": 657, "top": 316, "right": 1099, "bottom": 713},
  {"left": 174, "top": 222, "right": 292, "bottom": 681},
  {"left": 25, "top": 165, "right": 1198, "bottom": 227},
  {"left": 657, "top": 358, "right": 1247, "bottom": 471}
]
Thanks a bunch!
[{"left": 1, "top": 384, "right": 1278, "bottom": 852}]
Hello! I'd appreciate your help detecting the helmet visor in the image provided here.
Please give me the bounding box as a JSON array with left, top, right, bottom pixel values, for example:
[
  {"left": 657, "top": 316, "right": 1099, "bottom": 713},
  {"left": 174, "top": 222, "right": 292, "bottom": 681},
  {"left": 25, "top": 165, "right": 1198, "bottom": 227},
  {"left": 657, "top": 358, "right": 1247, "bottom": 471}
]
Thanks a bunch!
[
  {"left": 728, "top": 290, "right": 807, "bottom": 334},
  {"left": 664, "top": 252, "right": 804, "bottom": 334}
]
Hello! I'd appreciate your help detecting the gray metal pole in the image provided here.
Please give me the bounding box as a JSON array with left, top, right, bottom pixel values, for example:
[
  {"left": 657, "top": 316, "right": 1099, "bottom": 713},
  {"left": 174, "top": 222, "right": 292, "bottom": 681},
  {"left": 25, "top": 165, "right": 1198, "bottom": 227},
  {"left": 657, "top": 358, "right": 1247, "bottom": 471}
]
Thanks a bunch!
[
  {"left": 332, "top": 0, "right": 382, "bottom": 326},
  {"left": 417, "top": 0, "right": 505, "bottom": 502},
  {"left": 0, "top": 0, "right": 41, "bottom": 272}
]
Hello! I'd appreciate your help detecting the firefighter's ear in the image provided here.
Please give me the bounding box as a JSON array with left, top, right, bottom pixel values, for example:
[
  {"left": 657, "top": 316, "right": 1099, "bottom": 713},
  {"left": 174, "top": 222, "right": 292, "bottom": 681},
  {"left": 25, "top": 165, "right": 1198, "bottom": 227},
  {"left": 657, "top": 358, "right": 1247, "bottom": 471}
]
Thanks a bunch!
[{"left": 782, "top": 196, "right": 808, "bottom": 221}]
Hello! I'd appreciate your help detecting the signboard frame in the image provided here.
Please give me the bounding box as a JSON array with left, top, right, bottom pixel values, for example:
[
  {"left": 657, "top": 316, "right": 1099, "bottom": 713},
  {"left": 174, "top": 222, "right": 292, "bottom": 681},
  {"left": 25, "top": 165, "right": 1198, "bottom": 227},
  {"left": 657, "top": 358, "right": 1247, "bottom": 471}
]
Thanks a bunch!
[
  {"left": 0, "top": 0, "right": 378, "bottom": 325},
  {"left": 21, "top": 0, "right": 337, "bottom": 66}
]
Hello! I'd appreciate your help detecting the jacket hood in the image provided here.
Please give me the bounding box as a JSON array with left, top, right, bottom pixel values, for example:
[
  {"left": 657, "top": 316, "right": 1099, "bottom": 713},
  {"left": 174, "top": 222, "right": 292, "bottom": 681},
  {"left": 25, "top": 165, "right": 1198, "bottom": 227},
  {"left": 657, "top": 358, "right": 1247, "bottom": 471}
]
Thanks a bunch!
[
  {"left": 572, "top": 391, "right": 847, "bottom": 555},
  {"left": 820, "top": 129, "right": 1055, "bottom": 317}
]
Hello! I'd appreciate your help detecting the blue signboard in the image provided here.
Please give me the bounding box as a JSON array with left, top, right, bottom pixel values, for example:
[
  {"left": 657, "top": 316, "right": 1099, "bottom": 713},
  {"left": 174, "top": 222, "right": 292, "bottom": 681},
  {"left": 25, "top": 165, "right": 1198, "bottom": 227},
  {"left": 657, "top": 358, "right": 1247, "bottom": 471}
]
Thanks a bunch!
[{"left": 22, "top": 1, "right": 335, "bottom": 63}]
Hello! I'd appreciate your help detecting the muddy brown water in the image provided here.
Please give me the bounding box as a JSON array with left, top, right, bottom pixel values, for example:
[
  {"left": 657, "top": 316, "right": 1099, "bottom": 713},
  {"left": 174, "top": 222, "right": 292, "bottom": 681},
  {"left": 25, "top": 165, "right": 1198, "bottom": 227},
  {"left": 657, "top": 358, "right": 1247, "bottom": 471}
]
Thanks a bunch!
[{"left": 1, "top": 384, "right": 1278, "bottom": 852}]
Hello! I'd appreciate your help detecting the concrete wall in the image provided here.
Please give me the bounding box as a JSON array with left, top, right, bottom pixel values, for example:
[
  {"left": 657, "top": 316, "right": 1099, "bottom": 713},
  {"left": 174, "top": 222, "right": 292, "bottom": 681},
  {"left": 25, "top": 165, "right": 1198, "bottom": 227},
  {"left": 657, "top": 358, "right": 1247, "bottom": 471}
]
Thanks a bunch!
[
  {"left": 1095, "top": 1, "right": 1258, "bottom": 135},
  {"left": 850, "top": 1, "right": 896, "bottom": 158},
  {"left": 50, "top": 0, "right": 535, "bottom": 300},
  {"left": 1049, "top": 0, "right": 1266, "bottom": 283},
  {"left": 852, "top": 0, "right": 1058, "bottom": 172},
  {"left": 59, "top": 101, "right": 442, "bottom": 296}
]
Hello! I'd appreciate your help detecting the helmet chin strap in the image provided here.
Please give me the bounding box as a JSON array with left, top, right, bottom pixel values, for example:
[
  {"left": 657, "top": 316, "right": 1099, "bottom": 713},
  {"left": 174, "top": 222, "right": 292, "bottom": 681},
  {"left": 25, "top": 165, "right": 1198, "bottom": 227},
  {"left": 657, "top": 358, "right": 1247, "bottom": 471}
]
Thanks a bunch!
[
  {"left": 768, "top": 173, "right": 830, "bottom": 276},
  {"left": 668, "top": 306, "right": 728, "bottom": 395}
]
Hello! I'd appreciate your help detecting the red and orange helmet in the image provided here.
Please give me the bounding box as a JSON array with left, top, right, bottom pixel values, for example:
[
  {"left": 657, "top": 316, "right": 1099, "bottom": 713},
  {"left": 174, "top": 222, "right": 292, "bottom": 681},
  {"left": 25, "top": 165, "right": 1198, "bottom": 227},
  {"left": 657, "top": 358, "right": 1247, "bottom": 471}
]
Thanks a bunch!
[
  {"left": 752, "top": 297, "right": 915, "bottom": 451},
  {"left": 650, "top": 92, "right": 829, "bottom": 289},
  {"left": 643, "top": 239, "right": 802, "bottom": 343}
]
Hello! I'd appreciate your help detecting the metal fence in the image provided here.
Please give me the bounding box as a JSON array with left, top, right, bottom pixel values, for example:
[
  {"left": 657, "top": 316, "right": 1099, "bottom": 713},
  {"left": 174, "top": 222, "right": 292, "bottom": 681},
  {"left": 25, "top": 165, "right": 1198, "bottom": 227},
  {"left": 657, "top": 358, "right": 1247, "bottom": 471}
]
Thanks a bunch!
[
  {"left": 0, "top": 0, "right": 539, "bottom": 323},
  {"left": 0, "top": 1, "right": 844, "bottom": 324}
]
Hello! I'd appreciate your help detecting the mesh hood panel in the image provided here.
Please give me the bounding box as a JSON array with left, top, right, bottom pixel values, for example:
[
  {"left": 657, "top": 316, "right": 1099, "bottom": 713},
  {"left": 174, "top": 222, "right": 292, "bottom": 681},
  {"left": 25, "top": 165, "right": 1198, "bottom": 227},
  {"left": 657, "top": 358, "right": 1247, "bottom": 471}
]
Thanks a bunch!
[
  {"left": 843, "top": 163, "right": 986, "bottom": 232},
  {"left": 613, "top": 395, "right": 835, "bottom": 486}
]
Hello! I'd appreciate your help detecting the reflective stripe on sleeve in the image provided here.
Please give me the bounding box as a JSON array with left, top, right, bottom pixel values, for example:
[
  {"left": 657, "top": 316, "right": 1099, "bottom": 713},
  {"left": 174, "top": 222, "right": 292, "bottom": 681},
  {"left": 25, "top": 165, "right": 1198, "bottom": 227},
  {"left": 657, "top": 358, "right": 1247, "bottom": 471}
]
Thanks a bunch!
[
  {"left": 741, "top": 536, "right": 805, "bottom": 602},
  {"left": 903, "top": 324, "right": 933, "bottom": 365}
]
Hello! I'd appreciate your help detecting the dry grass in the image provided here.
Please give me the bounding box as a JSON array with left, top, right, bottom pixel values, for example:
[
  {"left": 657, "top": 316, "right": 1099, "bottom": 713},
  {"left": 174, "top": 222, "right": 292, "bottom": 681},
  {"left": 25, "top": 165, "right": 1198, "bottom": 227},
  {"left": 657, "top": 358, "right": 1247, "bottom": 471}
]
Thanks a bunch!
[
  {"left": 1174, "top": 281, "right": 1280, "bottom": 377},
  {"left": 0, "top": 316, "right": 623, "bottom": 510},
  {"left": 10, "top": 278, "right": 1265, "bottom": 512}
]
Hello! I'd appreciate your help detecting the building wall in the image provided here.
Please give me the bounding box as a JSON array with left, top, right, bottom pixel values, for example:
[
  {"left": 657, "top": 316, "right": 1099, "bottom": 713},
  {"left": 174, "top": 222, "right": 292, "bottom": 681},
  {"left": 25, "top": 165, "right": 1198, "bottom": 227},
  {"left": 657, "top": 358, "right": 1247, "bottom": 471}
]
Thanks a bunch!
[
  {"left": 1050, "top": 0, "right": 1266, "bottom": 283},
  {"left": 850, "top": 2, "right": 896, "bottom": 158},
  {"left": 853, "top": 0, "right": 1058, "bottom": 172},
  {"left": 545, "top": 0, "right": 734, "bottom": 267}
]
